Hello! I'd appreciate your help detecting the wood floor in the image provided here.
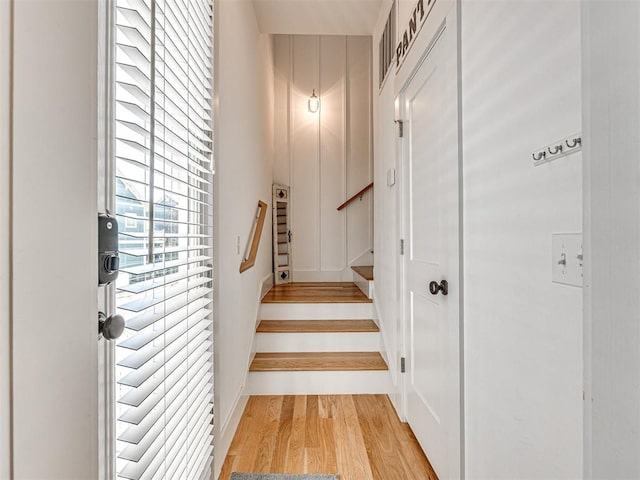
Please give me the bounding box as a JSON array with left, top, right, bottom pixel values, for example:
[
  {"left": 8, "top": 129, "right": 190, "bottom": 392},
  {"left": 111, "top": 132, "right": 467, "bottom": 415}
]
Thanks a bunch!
[
  {"left": 262, "top": 282, "right": 372, "bottom": 304},
  {"left": 351, "top": 266, "right": 374, "bottom": 281},
  {"left": 256, "top": 319, "right": 379, "bottom": 333},
  {"left": 249, "top": 352, "right": 388, "bottom": 372},
  {"left": 218, "top": 395, "right": 438, "bottom": 480}
]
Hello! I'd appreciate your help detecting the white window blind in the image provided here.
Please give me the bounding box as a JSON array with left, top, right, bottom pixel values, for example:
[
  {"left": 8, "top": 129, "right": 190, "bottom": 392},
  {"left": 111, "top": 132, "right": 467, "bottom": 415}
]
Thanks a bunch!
[{"left": 113, "top": 0, "right": 214, "bottom": 479}]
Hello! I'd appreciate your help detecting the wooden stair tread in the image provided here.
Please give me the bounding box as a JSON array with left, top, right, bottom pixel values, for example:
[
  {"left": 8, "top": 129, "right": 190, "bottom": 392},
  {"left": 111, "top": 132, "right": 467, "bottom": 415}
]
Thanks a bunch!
[
  {"left": 257, "top": 319, "right": 379, "bottom": 333},
  {"left": 351, "top": 265, "right": 374, "bottom": 281},
  {"left": 262, "top": 282, "right": 372, "bottom": 304},
  {"left": 249, "top": 352, "right": 388, "bottom": 372}
]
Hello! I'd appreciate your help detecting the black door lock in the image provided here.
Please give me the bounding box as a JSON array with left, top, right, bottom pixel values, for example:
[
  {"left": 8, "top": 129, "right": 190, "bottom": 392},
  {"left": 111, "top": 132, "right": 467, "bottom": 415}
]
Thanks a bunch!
[{"left": 98, "top": 213, "right": 120, "bottom": 286}]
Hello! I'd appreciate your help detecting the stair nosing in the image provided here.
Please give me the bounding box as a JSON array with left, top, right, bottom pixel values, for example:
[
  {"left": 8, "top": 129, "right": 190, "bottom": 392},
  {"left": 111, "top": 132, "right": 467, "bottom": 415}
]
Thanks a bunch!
[
  {"left": 249, "top": 351, "right": 388, "bottom": 372},
  {"left": 256, "top": 319, "right": 379, "bottom": 333}
]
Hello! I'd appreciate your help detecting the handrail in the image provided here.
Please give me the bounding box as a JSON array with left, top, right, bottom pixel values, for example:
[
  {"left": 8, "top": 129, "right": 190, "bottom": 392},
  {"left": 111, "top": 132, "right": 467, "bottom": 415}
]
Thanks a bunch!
[
  {"left": 240, "top": 200, "right": 268, "bottom": 273},
  {"left": 336, "top": 182, "right": 374, "bottom": 211}
]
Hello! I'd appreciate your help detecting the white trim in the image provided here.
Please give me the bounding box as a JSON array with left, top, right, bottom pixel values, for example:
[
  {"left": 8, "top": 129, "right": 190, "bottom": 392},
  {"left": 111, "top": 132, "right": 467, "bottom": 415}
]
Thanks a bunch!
[
  {"left": 343, "top": 36, "right": 349, "bottom": 271},
  {"left": 213, "top": 273, "right": 271, "bottom": 478},
  {"left": 247, "top": 370, "right": 393, "bottom": 396},
  {"left": 292, "top": 268, "right": 354, "bottom": 282},
  {"left": 260, "top": 271, "right": 274, "bottom": 301},
  {"left": 212, "top": 390, "right": 248, "bottom": 479},
  {"left": 581, "top": 5, "right": 592, "bottom": 475},
  {"left": 256, "top": 331, "right": 380, "bottom": 353},
  {"left": 396, "top": 3, "right": 464, "bottom": 476},
  {"left": 372, "top": 289, "right": 398, "bottom": 388},
  {"left": 0, "top": 0, "right": 13, "bottom": 476},
  {"left": 582, "top": 3, "right": 640, "bottom": 476},
  {"left": 261, "top": 302, "right": 372, "bottom": 320},
  {"left": 97, "top": 1, "right": 116, "bottom": 478}
]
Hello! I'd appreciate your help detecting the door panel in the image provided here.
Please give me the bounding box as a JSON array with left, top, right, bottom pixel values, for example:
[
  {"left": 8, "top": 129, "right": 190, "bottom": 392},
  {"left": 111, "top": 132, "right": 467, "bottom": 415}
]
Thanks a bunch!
[
  {"left": 401, "top": 17, "right": 461, "bottom": 480},
  {"left": 411, "top": 292, "right": 443, "bottom": 421}
]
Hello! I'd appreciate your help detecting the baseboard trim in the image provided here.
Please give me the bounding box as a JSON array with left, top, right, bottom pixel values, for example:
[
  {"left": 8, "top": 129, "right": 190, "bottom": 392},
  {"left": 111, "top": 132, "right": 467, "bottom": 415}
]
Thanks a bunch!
[
  {"left": 260, "top": 272, "right": 274, "bottom": 300},
  {"left": 371, "top": 289, "right": 399, "bottom": 402},
  {"left": 213, "top": 390, "right": 248, "bottom": 479},
  {"left": 292, "top": 269, "right": 354, "bottom": 282},
  {"left": 247, "top": 370, "right": 393, "bottom": 395}
]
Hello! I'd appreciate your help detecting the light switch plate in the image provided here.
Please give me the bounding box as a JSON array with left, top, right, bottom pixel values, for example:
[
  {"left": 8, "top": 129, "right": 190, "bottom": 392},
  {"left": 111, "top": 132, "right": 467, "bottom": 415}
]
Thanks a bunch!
[
  {"left": 552, "top": 233, "right": 583, "bottom": 287},
  {"left": 387, "top": 168, "right": 396, "bottom": 187}
]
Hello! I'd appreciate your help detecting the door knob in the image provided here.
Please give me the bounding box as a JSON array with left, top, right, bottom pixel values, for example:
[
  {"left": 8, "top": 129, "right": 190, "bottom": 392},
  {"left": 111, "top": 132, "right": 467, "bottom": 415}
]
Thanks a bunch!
[
  {"left": 99, "top": 312, "right": 125, "bottom": 340},
  {"left": 429, "top": 280, "right": 448, "bottom": 296}
]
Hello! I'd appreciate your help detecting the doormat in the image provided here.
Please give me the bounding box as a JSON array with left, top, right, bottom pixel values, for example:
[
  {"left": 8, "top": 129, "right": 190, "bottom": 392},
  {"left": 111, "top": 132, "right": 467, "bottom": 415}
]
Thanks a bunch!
[{"left": 230, "top": 474, "right": 338, "bottom": 480}]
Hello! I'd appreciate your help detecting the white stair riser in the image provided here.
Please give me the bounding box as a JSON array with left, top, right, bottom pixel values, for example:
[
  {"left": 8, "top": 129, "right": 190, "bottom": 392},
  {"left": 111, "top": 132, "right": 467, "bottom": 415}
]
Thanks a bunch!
[
  {"left": 255, "top": 332, "right": 380, "bottom": 352},
  {"left": 247, "top": 370, "right": 392, "bottom": 395},
  {"left": 260, "top": 302, "right": 372, "bottom": 320},
  {"left": 353, "top": 275, "right": 374, "bottom": 299}
]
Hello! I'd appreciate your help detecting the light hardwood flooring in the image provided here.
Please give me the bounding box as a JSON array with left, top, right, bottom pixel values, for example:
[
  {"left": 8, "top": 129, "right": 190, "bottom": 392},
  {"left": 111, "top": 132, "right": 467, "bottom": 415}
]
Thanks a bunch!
[
  {"left": 249, "top": 352, "right": 388, "bottom": 372},
  {"left": 256, "top": 319, "right": 379, "bottom": 333},
  {"left": 262, "top": 282, "right": 372, "bottom": 304},
  {"left": 351, "top": 266, "right": 374, "bottom": 281},
  {"left": 218, "top": 394, "right": 438, "bottom": 480}
]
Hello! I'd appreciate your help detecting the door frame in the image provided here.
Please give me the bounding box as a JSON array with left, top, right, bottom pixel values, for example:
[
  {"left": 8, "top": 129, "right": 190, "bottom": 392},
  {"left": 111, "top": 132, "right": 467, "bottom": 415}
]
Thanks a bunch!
[
  {"left": 97, "top": 0, "right": 117, "bottom": 478},
  {"left": 394, "top": 1, "right": 465, "bottom": 477}
]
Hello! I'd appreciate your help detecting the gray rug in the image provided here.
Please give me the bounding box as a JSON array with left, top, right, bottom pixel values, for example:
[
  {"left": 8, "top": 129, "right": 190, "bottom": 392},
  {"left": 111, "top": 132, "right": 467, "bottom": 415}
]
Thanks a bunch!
[{"left": 230, "top": 474, "right": 338, "bottom": 480}]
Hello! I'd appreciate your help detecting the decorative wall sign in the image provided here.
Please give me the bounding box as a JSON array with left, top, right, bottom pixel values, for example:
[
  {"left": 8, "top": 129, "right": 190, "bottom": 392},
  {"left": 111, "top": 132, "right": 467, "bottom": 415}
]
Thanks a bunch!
[
  {"left": 379, "top": 1, "right": 396, "bottom": 89},
  {"left": 396, "top": 0, "right": 437, "bottom": 71}
]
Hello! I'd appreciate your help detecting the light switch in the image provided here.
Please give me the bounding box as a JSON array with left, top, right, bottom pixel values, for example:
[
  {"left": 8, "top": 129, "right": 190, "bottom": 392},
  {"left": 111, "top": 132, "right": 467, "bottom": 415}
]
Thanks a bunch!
[
  {"left": 387, "top": 168, "right": 396, "bottom": 187},
  {"left": 552, "top": 233, "right": 583, "bottom": 287}
]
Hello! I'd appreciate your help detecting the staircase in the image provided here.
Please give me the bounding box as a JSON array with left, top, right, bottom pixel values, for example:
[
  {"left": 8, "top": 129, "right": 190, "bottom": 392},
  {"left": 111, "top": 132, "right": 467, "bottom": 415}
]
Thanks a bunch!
[
  {"left": 247, "top": 282, "right": 391, "bottom": 395},
  {"left": 351, "top": 265, "right": 374, "bottom": 299}
]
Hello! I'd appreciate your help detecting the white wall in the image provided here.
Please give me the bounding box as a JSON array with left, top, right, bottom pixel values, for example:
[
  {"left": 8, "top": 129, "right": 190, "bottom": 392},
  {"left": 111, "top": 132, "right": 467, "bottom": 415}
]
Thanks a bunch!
[
  {"left": 373, "top": 0, "right": 583, "bottom": 477},
  {"left": 10, "top": 1, "right": 99, "bottom": 478},
  {"left": 371, "top": 0, "right": 401, "bottom": 405},
  {"left": 583, "top": 2, "right": 640, "bottom": 478},
  {"left": 462, "top": 1, "right": 583, "bottom": 478},
  {"left": 0, "top": 0, "right": 12, "bottom": 477},
  {"left": 213, "top": 1, "right": 274, "bottom": 476},
  {"left": 273, "top": 34, "right": 373, "bottom": 282}
]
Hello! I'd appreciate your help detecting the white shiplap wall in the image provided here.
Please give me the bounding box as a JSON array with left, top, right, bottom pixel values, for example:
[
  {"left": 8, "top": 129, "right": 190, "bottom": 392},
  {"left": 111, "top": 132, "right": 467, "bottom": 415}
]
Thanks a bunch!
[{"left": 274, "top": 35, "right": 373, "bottom": 282}]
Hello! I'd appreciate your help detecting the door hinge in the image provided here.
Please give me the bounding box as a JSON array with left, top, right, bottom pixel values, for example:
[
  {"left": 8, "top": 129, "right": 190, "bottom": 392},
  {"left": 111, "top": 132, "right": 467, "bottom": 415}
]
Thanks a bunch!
[
  {"left": 401, "top": 357, "right": 406, "bottom": 373},
  {"left": 400, "top": 239, "right": 405, "bottom": 255},
  {"left": 395, "top": 120, "right": 404, "bottom": 138}
]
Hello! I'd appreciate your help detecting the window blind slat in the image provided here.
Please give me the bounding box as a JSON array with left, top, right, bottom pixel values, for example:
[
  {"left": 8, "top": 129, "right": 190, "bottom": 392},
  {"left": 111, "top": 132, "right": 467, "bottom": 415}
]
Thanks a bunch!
[
  {"left": 117, "top": 309, "right": 211, "bottom": 359},
  {"left": 119, "top": 243, "right": 212, "bottom": 258},
  {"left": 117, "top": 265, "right": 211, "bottom": 294},
  {"left": 118, "top": 373, "right": 211, "bottom": 446},
  {"left": 118, "top": 358, "right": 211, "bottom": 427},
  {"left": 118, "top": 276, "right": 211, "bottom": 312},
  {"left": 119, "top": 256, "right": 211, "bottom": 276}
]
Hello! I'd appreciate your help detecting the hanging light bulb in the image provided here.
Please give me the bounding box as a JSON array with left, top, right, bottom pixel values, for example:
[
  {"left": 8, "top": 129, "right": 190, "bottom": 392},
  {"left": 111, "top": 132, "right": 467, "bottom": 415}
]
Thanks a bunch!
[{"left": 308, "top": 89, "right": 320, "bottom": 113}]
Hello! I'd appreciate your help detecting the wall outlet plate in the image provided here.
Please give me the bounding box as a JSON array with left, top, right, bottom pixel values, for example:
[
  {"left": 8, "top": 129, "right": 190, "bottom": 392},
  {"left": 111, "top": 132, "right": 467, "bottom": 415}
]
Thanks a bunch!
[{"left": 552, "top": 233, "right": 583, "bottom": 287}]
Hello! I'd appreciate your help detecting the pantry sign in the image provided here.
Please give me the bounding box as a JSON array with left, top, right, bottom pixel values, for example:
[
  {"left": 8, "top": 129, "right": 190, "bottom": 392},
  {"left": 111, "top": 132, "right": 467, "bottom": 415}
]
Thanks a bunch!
[{"left": 396, "top": 0, "right": 437, "bottom": 70}]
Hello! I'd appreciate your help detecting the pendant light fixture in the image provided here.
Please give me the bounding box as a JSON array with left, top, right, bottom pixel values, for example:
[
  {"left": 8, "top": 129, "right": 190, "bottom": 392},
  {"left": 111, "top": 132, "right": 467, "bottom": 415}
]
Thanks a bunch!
[{"left": 308, "top": 89, "right": 320, "bottom": 113}]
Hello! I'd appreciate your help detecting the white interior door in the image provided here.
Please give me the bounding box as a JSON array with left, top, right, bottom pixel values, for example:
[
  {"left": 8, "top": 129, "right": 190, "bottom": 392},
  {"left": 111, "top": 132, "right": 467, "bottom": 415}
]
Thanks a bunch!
[{"left": 400, "top": 22, "right": 461, "bottom": 480}]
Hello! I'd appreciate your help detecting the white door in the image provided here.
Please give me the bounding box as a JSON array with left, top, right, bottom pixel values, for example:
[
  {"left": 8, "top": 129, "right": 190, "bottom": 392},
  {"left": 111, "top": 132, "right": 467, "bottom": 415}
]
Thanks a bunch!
[{"left": 400, "top": 22, "right": 461, "bottom": 480}]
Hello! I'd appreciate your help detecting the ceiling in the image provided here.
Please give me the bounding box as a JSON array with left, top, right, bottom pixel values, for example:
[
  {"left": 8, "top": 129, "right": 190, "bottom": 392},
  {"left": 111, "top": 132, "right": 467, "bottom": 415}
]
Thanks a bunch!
[{"left": 252, "top": 0, "right": 384, "bottom": 35}]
